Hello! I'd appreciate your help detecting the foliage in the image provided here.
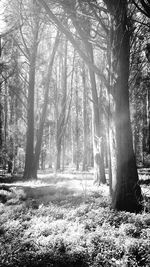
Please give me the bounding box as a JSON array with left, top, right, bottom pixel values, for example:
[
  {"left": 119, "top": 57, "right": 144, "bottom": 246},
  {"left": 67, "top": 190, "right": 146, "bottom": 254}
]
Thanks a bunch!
[{"left": 0, "top": 174, "right": 149, "bottom": 267}]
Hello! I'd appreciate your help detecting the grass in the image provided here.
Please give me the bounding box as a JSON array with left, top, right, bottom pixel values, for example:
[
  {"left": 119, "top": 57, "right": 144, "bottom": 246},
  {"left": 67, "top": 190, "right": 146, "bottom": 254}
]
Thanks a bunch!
[{"left": 0, "top": 171, "right": 149, "bottom": 267}]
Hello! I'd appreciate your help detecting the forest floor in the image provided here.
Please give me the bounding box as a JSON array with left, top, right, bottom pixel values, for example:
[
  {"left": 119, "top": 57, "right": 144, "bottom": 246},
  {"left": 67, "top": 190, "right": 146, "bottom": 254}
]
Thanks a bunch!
[{"left": 0, "top": 170, "right": 150, "bottom": 267}]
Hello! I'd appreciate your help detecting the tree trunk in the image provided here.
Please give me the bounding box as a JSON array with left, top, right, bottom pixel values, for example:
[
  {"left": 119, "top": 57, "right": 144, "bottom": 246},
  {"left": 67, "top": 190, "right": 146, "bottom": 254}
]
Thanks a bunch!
[
  {"left": 31, "top": 32, "right": 60, "bottom": 178},
  {"left": 71, "top": 120, "right": 75, "bottom": 166},
  {"left": 107, "top": 18, "right": 114, "bottom": 195},
  {"left": 55, "top": 37, "right": 67, "bottom": 171},
  {"left": 56, "top": 139, "right": 61, "bottom": 170},
  {"left": 23, "top": 15, "right": 39, "bottom": 179},
  {"left": 4, "top": 82, "right": 7, "bottom": 148},
  {"left": 48, "top": 125, "right": 53, "bottom": 168},
  {"left": 106, "top": 0, "right": 143, "bottom": 212},
  {"left": 75, "top": 70, "right": 79, "bottom": 171},
  {"left": 81, "top": 63, "right": 88, "bottom": 171},
  {"left": 146, "top": 86, "right": 150, "bottom": 153},
  {"left": 62, "top": 136, "right": 65, "bottom": 171},
  {"left": 0, "top": 83, "right": 3, "bottom": 165},
  {"left": 87, "top": 43, "right": 106, "bottom": 184}
]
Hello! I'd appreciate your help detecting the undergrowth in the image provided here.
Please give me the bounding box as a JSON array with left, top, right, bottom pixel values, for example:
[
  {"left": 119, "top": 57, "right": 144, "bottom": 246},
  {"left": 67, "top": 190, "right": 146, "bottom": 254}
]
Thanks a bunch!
[{"left": 0, "top": 175, "right": 149, "bottom": 267}]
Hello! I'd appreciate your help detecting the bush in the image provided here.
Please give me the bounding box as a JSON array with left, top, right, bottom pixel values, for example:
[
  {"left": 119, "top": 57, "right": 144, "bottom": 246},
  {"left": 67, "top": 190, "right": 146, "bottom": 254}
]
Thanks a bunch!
[
  {"left": 126, "top": 241, "right": 149, "bottom": 266},
  {"left": 0, "top": 176, "right": 149, "bottom": 267}
]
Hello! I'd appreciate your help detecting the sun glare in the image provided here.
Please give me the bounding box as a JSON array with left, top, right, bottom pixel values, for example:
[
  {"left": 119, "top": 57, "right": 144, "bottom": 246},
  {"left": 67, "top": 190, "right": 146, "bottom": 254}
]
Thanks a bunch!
[{"left": 0, "top": 0, "right": 6, "bottom": 34}]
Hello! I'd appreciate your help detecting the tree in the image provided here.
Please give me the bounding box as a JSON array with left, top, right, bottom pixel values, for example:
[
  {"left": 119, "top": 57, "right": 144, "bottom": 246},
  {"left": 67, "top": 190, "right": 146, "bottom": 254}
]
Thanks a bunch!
[
  {"left": 88, "top": 43, "right": 106, "bottom": 184},
  {"left": 23, "top": 2, "right": 41, "bottom": 179},
  {"left": 103, "top": 0, "right": 142, "bottom": 211},
  {"left": 55, "top": 36, "right": 68, "bottom": 171},
  {"left": 32, "top": 31, "right": 60, "bottom": 177},
  {"left": 0, "top": 69, "right": 3, "bottom": 165},
  {"left": 81, "top": 62, "right": 88, "bottom": 171},
  {"left": 75, "top": 65, "right": 80, "bottom": 171}
]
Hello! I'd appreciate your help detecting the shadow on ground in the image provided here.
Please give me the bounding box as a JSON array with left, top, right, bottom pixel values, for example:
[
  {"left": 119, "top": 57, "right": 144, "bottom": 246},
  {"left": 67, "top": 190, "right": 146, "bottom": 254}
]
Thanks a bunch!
[{"left": 0, "top": 172, "right": 107, "bottom": 208}]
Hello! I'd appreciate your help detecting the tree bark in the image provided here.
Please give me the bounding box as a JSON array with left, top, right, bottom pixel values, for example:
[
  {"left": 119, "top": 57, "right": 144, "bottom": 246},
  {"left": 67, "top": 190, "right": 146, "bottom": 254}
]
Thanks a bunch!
[
  {"left": 146, "top": 86, "right": 150, "bottom": 153},
  {"left": 81, "top": 63, "right": 88, "bottom": 171},
  {"left": 56, "top": 139, "right": 61, "bottom": 170},
  {"left": 4, "top": 81, "right": 8, "bottom": 153},
  {"left": 75, "top": 71, "right": 79, "bottom": 171},
  {"left": 87, "top": 43, "right": 106, "bottom": 185},
  {"left": 62, "top": 136, "right": 65, "bottom": 171},
  {"left": 55, "top": 37, "right": 68, "bottom": 171},
  {"left": 23, "top": 13, "right": 39, "bottom": 179},
  {"left": 0, "top": 84, "right": 3, "bottom": 165},
  {"left": 105, "top": 0, "right": 143, "bottom": 212}
]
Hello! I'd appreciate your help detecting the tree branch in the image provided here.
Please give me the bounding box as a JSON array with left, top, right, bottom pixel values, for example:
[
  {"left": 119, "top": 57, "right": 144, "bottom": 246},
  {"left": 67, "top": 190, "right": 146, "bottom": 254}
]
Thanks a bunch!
[
  {"left": 132, "top": 0, "right": 150, "bottom": 17},
  {"left": 37, "top": 0, "right": 107, "bottom": 87}
]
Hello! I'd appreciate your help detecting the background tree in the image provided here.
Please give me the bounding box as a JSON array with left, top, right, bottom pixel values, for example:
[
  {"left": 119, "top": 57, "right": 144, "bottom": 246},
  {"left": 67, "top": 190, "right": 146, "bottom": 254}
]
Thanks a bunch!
[
  {"left": 55, "top": 36, "right": 68, "bottom": 171},
  {"left": 32, "top": 31, "right": 60, "bottom": 177},
  {"left": 23, "top": 1, "right": 41, "bottom": 179}
]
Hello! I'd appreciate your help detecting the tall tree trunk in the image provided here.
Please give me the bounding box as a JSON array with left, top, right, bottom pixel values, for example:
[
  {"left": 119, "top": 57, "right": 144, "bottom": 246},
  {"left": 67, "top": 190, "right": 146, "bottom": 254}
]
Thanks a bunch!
[
  {"left": 81, "top": 63, "right": 88, "bottom": 171},
  {"left": 56, "top": 139, "right": 61, "bottom": 170},
  {"left": 71, "top": 120, "right": 75, "bottom": 166},
  {"left": 75, "top": 71, "right": 79, "bottom": 171},
  {"left": 0, "top": 82, "right": 3, "bottom": 165},
  {"left": 142, "top": 92, "right": 147, "bottom": 160},
  {"left": 146, "top": 86, "right": 150, "bottom": 153},
  {"left": 23, "top": 14, "right": 39, "bottom": 179},
  {"left": 55, "top": 37, "right": 67, "bottom": 171},
  {"left": 133, "top": 109, "right": 139, "bottom": 161},
  {"left": 105, "top": 0, "right": 143, "bottom": 212},
  {"left": 87, "top": 43, "right": 106, "bottom": 184},
  {"left": 147, "top": 90, "right": 150, "bottom": 153},
  {"left": 48, "top": 125, "right": 53, "bottom": 168},
  {"left": 32, "top": 32, "right": 60, "bottom": 178},
  {"left": 62, "top": 136, "right": 65, "bottom": 171},
  {"left": 107, "top": 18, "right": 113, "bottom": 195},
  {"left": 4, "top": 81, "right": 7, "bottom": 150}
]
